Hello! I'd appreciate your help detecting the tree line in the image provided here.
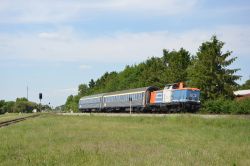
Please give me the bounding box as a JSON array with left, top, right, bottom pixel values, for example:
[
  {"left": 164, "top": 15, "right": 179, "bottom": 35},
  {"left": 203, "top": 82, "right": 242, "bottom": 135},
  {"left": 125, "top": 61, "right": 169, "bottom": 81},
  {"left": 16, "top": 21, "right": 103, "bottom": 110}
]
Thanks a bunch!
[
  {"left": 0, "top": 98, "right": 51, "bottom": 114},
  {"left": 64, "top": 36, "right": 248, "bottom": 112}
]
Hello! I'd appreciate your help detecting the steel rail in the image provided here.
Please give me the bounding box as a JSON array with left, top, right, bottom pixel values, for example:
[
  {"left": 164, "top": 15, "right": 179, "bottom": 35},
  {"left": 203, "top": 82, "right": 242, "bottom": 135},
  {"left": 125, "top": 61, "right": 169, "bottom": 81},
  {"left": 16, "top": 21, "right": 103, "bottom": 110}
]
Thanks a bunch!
[{"left": 0, "top": 114, "right": 40, "bottom": 128}]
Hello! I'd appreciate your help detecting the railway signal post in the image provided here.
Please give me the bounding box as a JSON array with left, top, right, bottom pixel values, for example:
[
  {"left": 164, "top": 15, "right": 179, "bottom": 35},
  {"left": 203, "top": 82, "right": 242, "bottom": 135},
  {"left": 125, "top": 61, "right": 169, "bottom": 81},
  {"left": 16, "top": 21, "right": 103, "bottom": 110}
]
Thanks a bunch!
[
  {"left": 129, "top": 97, "right": 132, "bottom": 114},
  {"left": 39, "top": 93, "right": 42, "bottom": 112}
]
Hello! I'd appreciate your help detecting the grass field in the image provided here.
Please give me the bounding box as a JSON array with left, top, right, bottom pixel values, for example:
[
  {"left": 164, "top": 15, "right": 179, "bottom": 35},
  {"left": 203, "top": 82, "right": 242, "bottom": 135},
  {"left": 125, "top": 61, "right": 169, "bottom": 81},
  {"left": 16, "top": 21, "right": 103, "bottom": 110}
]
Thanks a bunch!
[
  {"left": 0, "top": 114, "right": 249, "bottom": 166},
  {"left": 0, "top": 113, "right": 30, "bottom": 123}
]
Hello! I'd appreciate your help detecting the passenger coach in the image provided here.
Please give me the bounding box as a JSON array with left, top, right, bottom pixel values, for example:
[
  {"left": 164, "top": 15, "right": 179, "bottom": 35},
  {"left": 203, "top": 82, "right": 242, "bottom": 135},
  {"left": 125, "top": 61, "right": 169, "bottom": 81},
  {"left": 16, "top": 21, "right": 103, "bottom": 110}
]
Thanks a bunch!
[
  {"left": 79, "top": 93, "right": 104, "bottom": 112},
  {"left": 79, "top": 86, "right": 159, "bottom": 112}
]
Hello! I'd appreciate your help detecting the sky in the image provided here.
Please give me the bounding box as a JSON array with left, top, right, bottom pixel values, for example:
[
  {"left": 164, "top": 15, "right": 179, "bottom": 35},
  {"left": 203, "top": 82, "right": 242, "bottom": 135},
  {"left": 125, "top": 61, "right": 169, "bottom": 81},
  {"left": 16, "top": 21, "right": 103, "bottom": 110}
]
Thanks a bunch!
[{"left": 0, "top": 0, "right": 250, "bottom": 107}]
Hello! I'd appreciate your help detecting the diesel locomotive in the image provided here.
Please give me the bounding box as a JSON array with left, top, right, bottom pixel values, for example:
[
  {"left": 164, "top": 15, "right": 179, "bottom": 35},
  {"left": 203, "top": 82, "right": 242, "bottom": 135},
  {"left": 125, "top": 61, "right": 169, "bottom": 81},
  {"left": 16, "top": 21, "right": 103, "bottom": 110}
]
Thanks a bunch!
[{"left": 79, "top": 82, "right": 200, "bottom": 113}]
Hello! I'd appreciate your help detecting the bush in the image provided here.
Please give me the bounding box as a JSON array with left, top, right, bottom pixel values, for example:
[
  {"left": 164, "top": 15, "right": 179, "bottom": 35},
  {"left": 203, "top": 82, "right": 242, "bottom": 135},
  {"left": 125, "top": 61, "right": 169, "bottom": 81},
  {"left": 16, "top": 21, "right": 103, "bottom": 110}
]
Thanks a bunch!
[
  {"left": 201, "top": 98, "right": 250, "bottom": 114},
  {"left": 236, "top": 98, "right": 250, "bottom": 114},
  {"left": 13, "top": 100, "right": 37, "bottom": 113}
]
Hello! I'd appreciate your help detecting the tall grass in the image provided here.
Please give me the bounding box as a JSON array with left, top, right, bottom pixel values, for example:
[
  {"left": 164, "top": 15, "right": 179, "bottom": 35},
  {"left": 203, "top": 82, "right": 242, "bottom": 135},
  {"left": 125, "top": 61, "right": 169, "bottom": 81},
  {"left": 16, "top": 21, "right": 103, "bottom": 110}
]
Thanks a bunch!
[{"left": 0, "top": 114, "right": 249, "bottom": 165}]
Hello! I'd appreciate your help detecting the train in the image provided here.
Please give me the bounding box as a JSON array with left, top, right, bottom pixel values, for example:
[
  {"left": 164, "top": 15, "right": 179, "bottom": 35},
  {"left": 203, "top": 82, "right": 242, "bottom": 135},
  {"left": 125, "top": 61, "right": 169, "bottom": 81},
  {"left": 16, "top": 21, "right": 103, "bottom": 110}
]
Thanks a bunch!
[{"left": 79, "top": 82, "right": 201, "bottom": 113}]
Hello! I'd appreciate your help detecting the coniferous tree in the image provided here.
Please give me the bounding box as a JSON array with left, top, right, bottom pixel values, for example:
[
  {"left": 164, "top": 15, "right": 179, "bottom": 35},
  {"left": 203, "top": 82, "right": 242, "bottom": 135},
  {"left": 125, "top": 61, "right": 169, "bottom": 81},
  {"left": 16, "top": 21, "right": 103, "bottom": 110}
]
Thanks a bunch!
[
  {"left": 187, "top": 36, "right": 240, "bottom": 100},
  {"left": 88, "top": 79, "right": 96, "bottom": 89}
]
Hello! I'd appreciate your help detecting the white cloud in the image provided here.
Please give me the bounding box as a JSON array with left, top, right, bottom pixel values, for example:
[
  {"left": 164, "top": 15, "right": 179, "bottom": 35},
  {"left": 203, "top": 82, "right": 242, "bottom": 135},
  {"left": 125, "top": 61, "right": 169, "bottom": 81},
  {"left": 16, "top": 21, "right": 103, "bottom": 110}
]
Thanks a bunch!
[
  {"left": 0, "top": 0, "right": 198, "bottom": 23},
  {"left": 1, "top": 25, "right": 249, "bottom": 64}
]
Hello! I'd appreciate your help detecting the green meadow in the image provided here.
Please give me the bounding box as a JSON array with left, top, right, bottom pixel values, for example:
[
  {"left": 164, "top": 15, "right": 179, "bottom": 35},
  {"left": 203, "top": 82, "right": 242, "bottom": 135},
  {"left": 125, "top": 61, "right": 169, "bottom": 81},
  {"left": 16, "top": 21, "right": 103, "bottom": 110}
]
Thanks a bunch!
[{"left": 0, "top": 114, "right": 249, "bottom": 166}]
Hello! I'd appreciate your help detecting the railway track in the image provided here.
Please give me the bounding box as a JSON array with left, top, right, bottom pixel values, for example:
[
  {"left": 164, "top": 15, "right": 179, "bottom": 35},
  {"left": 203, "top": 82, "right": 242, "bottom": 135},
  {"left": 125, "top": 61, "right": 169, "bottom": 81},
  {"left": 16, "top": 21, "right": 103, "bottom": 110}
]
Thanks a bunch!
[{"left": 0, "top": 114, "right": 40, "bottom": 128}]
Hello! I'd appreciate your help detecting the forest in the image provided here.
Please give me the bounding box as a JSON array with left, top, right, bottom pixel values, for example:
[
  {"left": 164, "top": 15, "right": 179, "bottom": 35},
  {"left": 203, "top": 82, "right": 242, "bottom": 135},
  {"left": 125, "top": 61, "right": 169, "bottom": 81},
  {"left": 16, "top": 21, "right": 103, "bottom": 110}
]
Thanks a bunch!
[{"left": 64, "top": 36, "right": 250, "bottom": 113}]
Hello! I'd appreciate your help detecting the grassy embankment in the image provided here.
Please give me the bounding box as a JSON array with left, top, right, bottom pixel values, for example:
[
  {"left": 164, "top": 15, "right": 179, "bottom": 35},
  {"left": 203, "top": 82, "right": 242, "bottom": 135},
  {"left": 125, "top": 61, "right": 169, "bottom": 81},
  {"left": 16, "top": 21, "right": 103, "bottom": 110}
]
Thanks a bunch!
[
  {"left": 0, "top": 114, "right": 249, "bottom": 166},
  {"left": 0, "top": 113, "right": 31, "bottom": 123}
]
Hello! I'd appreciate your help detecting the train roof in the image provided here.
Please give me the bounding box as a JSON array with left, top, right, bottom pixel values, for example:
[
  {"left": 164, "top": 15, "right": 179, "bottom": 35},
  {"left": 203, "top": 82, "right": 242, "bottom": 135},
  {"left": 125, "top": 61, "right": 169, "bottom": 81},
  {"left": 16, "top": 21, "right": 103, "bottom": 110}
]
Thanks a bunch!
[
  {"left": 234, "top": 90, "right": 250, "bottom": 96},
  {"left": 104, "top": 86, "right": 159, "bottom": 96},
  {"left": 79, "top": 86, "right": 159, "bottom": 100},
  {"left": 79, "top": 93, "right": 105, "bottom": 100}
]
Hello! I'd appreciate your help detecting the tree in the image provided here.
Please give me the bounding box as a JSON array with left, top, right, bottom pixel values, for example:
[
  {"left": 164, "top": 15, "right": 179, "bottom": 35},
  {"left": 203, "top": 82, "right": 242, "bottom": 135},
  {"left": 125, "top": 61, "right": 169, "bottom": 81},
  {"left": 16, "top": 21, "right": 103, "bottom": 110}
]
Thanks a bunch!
[
  {"left": 187, "top": 36, "right": 240, "bottom": 100},
  {"left": 162, "top": 48, "right": 191, "bottom": 83},
  {"left": 78, "top": 84, "right": 89, "bottom": 97},
  {"left": 89, "top": 79, "right": 96, "bottom": 89},
  {"left": 240, "top": 79, "right": 250, "bottom": 90},
  {"left": 13, "top": 98, "right": 36, "bottom": 113},
  {"left": 3, "top": 101, "right": 15, "bottom": 113},
  {"left": 16, "top": 97, "right": 28, "bottom": 102},
  {"left": 0, "top": 100, "right": 5, "bottom": 114}
]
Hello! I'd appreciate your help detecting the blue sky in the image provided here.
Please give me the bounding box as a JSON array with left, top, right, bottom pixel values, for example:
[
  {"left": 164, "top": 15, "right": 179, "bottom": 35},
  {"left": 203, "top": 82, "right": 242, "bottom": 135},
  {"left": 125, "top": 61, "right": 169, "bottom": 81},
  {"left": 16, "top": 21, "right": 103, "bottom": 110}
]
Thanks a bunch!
[{"left": 0, "top": 0, "right": 250, "bottom": 107}]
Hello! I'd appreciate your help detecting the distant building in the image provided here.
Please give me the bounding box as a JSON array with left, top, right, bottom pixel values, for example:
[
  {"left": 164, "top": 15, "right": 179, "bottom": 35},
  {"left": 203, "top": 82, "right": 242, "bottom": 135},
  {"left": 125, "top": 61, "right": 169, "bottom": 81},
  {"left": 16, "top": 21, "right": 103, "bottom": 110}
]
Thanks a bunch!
[{"left": 234, "top": 90, "right": 250, "bottom": 100}]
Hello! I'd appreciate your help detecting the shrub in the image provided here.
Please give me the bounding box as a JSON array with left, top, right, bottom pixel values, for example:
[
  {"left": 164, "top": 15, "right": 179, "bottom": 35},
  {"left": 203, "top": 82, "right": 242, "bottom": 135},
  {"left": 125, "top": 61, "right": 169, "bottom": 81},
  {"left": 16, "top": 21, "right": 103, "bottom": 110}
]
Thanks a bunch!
[
  {"left": 200, "top": 98, "right": 250, "bottom": 114},
  {"left": 236, "top": 98, "right": 250, "bottom": 114}
]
